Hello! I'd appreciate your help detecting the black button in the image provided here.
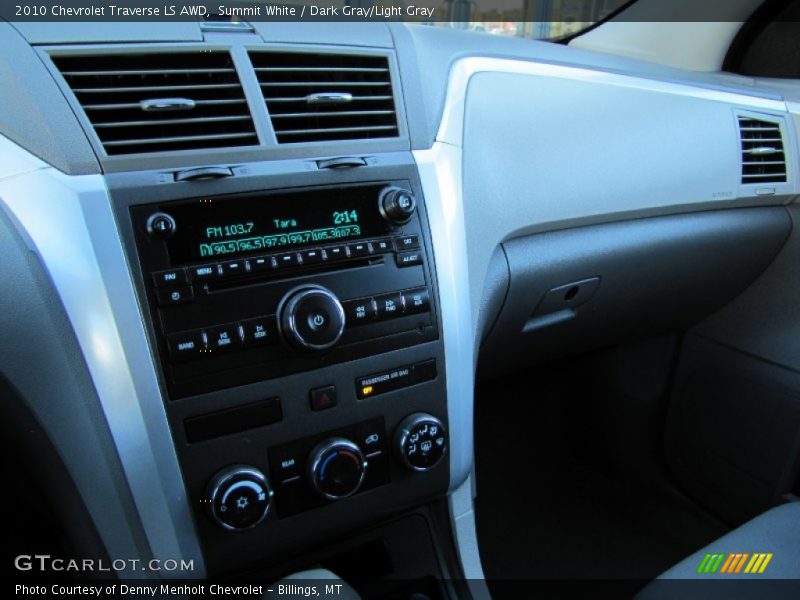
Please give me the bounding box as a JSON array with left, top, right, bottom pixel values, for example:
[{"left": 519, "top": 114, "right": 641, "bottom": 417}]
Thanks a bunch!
[
  {"left": 375, "top": 292, "right": 403, "bottom": 320},
  {"left": 190, "top": 264, "right": 220, "bottom": 281},
  {"left": 166, "top": 330, "right": 204, "bottom": 361},
  {"left": 222, "top": 260, "right": 249, "bottom": 277},
  {"left": 300, "top": 248, "right": 324, "bottom": 265},
  {"left": 401, "top": 288, "right": 430, "bottom": 314},
  {"left": 324, "top": 245, "right": 347, "bottom": 261},
  {"left": 240, "top": 316, "right": 277, "bottom": 347},
  {"left": 343, "top": 298, "right": 377, "bottom": 327},
  {"left": 372, "top": 238, "right": 394, "bottom": 253},
  {"left": 275, "top": 252, "right": 299, "bottom": 269},
  {"left": 396, "top": 251, "right": 423, "bottom": 268},
  {"left": 347, "top": 242, "right": 371, "bottom": 257},
  {"left": 310, "top": 386, "right": 338, "bottom": 412},
  {"left": 395, "top": 235, "right": 420, "bottom": 251},
  {"left": 205, "top": 323, "right": 241, "bottom": 352},
  {"left": 249, "top": 255, "right": 275, "bottom": 272},
  {"left": 152, "top": 268, "right": 188, "bottom": 288},
  {"left": 156, "top": 286, "right": 194, "bottom": 306},
  {"left": 412, "top": 359, "right": 437, "bottom": 384}
]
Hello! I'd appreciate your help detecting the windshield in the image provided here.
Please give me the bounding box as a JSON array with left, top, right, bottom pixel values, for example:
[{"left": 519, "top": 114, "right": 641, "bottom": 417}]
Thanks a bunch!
[
  {"left": 230, "top": 1, "right": 633, "bottom": 41},
  {"left": 429, "top": 0, "right": 634, "bottom": 40}
]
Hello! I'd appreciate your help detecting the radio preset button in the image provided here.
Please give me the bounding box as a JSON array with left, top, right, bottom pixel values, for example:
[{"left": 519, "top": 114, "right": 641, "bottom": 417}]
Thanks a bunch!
[
  {"left": 240, "top": 316, "right": 277, "bottom": 347},
  {"left": 275, "top": 252, "right": 300, "bottom": 269},
  {"left": 395, "top": 235, "right": 420, "bottom": 251},
  {"left": 396, "top": 251, "right": 423, "bottom": 268},
  {"left": 401, "top": 288, "right": 430, "bottom": 315},
  {"left": 153, "top": 268, "right": 188, "bottom": 288},
  {"left": 300, "top": 248, "right": 324, "bottom": 265},
  {"left": 222, "top": 260, "right": 249, "bottom": 277},
  {"left": 249, "top": 255, "right": 275, "bottom": 272},
  {"left": 375, "top": 292, "right": 403, "bottom": 321},
  {"left": 348, "top": 242, "right": 371, "bottom": 258},
  {"left": 157, "top": 286, "right": 194, "bottom": 307},
  {"left": 205, "top": 323, "right": 241, "bottom": 352},
  {"left": 166, "top": 330, "right": 205, "bottom": 361},
  {"left": 343, "top": 298, "right": 377, "bottom": 327},
  {"left": 324, "top": 245, "right": 347, "bottom": 261},
  {"left": 191, "top": 264, "right": 220, "bottom": 281}
]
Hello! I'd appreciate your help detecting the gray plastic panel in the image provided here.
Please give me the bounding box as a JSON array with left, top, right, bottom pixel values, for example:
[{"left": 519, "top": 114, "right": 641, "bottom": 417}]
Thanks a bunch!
[
  {"left": 479, "top": 207, "right": 791, "bottom": 379},
  {"left": 253, "top": 22, "right": 393, "bottom": 47},
  {"left": 0, "top": 23, "right": 100, "bottom": 175},
  {"left": 665, "top": 334, "right": 800, "bottom": 525},
  {"left": 12, "top": 21, "right": 204, "bottom": 43},
  {"left": 695, "top": 203, "right": 800, "bottom": 371}
]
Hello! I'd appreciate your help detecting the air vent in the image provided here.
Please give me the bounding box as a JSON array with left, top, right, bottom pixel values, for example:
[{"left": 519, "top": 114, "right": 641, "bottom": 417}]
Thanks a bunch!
[
  {"left": 738, "top": 116, "right": 787, "bottom": 184},
  {"left": 51, "top": 52, "right": 257, "bottom": 155},
  {"left": 250, "top": 52, "right": 399, "bottom": 144}
]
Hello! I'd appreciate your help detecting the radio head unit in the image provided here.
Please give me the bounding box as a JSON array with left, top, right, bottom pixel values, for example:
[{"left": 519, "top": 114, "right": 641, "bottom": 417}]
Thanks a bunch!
[{"left": 131, "top": 181, "right": 438, "bottom": 399}]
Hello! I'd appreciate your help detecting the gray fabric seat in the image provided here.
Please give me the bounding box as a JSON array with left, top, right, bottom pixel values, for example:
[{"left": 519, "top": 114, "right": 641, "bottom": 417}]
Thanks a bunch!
[{"left": 637, "top": 502, "right": 800, "bottom": 599}]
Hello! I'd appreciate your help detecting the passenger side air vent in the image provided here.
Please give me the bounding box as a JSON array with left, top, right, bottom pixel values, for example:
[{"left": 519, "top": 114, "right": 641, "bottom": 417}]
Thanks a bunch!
[
  {"left": 738, "top": 116, "right": 787, "bottom": 184},
  {"left": 250, "top": 51, "right": 399, "bottom": 144},
  {"left": 50, "top": 52, "right": 257, "bottom": 155}
]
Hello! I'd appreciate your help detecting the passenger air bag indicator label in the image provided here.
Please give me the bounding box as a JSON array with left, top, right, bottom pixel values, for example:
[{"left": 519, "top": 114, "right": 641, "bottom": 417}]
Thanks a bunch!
[{"left": 356, "top": 359, "right": 436, "bottom": 399}]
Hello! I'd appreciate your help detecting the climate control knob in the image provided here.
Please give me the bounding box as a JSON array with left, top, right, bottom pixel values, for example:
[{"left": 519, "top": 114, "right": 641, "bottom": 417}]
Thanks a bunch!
[
  {"left": 308, "top": 437, "right": 367, "bottom": 500},
  {"left": 278, "top": 285, "right": 346, "bottom": 351},
  {"left": 378, "top": 186, "right": 416, "bottom": 225},
  {"left": 205, "top": 465, "right": 272, "bottom": 531},
  {"left": 395, "top": 413, "right": 447, "bottom": 472}
]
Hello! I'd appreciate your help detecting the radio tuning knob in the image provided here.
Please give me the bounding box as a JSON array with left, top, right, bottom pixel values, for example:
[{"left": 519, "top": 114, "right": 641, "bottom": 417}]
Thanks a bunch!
[
  {"left": 278, "top": 285, "right": 346, "bottom": 351},
  {"left": 378, "top": 187, "right": 416, "bottom": 225}
]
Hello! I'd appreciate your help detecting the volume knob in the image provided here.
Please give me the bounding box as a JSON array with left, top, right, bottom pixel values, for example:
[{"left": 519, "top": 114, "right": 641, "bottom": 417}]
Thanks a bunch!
[
  {"left": 378, "top": 187, "right": 416, "bottom": 225},
  {"left": 278, "top": 285, "right": 346, "bottom": 351}
]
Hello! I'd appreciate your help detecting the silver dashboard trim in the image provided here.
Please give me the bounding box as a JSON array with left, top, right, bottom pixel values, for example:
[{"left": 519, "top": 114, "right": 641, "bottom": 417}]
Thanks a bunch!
[
  {"left": 413, "top": 143, "right": 474, "bottom": 490},
  {"left": 437, "top": 57, "right": 788, "bottom": 147},
  {"left": 0, "top": 136, "right": 204, "bottom": 578}
]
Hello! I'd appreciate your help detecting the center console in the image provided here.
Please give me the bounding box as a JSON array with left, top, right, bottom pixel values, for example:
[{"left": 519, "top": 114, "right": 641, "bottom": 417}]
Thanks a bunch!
[{"left": 111, "top": 158, "right": 449, "bottom": 576}]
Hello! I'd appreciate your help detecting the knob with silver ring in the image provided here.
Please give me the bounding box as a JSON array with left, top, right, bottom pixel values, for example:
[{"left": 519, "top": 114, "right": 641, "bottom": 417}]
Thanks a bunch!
[
  {"left": 395, "top": 413, "right": 447, "bottom": 472},
  {"left": 278, "top": 285, "right": 346, "bottom": 351},
  {"left": 205, "top": 465, "right": 272, "bottom": 531},
  {"left": 308, "top": 437, "right": 367, "bottom": 501},
  {"left": 378, "top": 186, "right": 417, "bottom": 225}
]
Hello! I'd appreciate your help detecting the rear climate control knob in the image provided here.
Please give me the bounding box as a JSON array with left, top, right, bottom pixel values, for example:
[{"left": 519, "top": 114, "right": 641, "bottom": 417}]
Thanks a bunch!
[
  {"left": 395, "top": 413, "right": 447, "bottom": 472},
  {"left": 278, "top": 285, "right": 346, "bottom": 351},
  {"left": 308, "top": 437, "right": 367, "bottom": 500},
  {"left": 206, "top": 465, "right": 272, "bottom": 531},
  {"left": 378, "top": 187, "right": 416, "bottom": 225}
]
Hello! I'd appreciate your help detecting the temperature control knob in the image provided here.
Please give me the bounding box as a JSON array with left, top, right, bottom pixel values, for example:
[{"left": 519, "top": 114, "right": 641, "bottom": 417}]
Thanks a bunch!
[
  {"left": 308, "top": 438, "right": 367, "bottom": 500},
  {"left": 278, "top": 285, "right": 345, "bottom": 351},
  {"left": 378, "top": 187, "right": 416, "bottom": 225},
  {"left": 395, "top": 413, "right": 447, "bottom": 472},
  {"left": 205, "top": 465, "right": 272, "bottom": 531}
]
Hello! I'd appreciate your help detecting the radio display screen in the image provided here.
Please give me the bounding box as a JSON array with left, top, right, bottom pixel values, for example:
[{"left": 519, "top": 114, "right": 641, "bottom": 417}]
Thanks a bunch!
[{"left": 161, "top": 185, "right": 390, "bottom": 264}]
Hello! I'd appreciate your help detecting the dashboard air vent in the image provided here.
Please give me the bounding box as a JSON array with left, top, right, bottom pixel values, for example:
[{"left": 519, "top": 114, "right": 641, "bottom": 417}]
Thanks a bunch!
[
  {"left": 250, "top": 51, "right": 399, "bottom": 144},
  {"left": 738, "top": 117, "right": 787, "bottom": 184},
  {"left": 51, "top": 52, "right": 257, "bottom": 155}
]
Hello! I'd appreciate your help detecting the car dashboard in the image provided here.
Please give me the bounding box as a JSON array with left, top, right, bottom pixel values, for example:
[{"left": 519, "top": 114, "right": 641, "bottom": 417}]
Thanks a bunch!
[{"left": 0, "top": 19, "right": 798, "bottom": 592}]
